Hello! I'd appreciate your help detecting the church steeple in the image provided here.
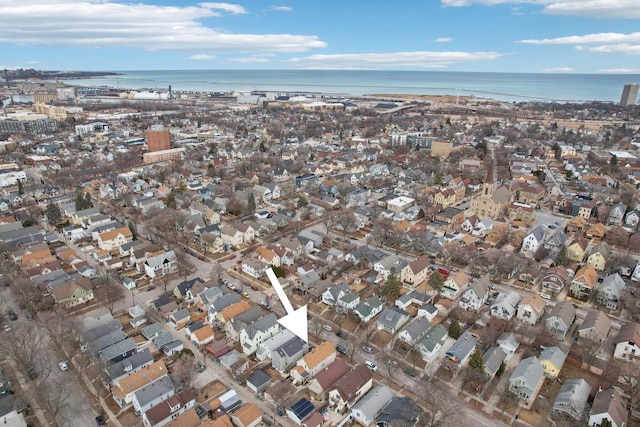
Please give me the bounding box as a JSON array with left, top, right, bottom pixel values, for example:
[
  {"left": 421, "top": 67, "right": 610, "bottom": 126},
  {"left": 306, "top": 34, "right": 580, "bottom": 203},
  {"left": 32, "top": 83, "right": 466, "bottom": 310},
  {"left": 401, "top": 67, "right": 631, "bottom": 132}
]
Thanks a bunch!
[{"left": 483, "top": 159, "right": 495, "bottom": 196}]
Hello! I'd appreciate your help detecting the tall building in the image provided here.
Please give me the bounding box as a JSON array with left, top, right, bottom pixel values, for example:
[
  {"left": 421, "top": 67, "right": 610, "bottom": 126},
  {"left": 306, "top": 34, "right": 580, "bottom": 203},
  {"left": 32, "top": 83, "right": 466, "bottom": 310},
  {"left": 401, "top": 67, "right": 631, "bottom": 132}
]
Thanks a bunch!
[
  {"left": 620, "top": 84, "right": 639, "bottom": 107},
  {"left": 145, "top": 125, "right": 171, "bottom": 152}
]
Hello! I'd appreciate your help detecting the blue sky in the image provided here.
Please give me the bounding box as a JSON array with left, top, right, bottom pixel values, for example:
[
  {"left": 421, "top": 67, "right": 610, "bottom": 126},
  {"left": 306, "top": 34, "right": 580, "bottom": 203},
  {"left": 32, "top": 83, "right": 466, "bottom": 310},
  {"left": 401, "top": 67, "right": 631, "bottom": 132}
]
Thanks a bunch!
[{"left": 1, "top": 0, "right": 639, "bottom": 73}]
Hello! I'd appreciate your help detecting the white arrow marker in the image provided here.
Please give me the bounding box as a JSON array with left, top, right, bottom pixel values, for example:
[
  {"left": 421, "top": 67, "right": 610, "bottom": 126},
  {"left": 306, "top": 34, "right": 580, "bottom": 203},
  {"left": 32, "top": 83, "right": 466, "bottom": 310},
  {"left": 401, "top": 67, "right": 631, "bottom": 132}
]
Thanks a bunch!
[{"left": 265, "top": 267, "right": 308, "bottom": 342}]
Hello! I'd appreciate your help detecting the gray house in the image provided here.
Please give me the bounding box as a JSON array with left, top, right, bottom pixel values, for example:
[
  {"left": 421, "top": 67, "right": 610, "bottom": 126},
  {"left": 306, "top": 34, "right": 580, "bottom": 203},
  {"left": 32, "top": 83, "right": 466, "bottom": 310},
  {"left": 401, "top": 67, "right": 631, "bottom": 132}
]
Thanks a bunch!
[
  {"left": 552, "top": 379, "right": 591, "bottom": 421},
  {"left": 105, "top": 348, "right": 154, "bottom": 384},
  {"left": 376, "top": 307, "right": 410, "bottom": 334},
  {"left": 98, "top": 337, "right": 137, "bottom": 363},
  {"left": 132, "top": 376, "right": 175, "bottom": 416},
  {"left": 376, "top": 396, "right": 422, "bottom": 426},
  {"left": 545, "top": 301, "right": 576, "bottom": 340},
  {"left": 350, "top": 385, "right": 395, "bottom": 427},
  {"left": 418, "top": 324, "right": 448, "bottom": 360},
  {"left": 508, "top": 356, "right": 545, "bottom": 404},
  {"left": 578, "top": 309, "right": 612, "bottom": 343},
  {"left": 445, "top": 331, "right": 477, "bottom": 366},
  {"left": 483, "top": 347, "right": 507, "bottom": 380},
  {"left": 272, "top": 337, "right": 309, "bottom": 373},
  {"left": 397, "top": 317, "right": 431, "bottom": 347},
  {"left": 597, "top": 273, "right": 626, "bottom": 311}
]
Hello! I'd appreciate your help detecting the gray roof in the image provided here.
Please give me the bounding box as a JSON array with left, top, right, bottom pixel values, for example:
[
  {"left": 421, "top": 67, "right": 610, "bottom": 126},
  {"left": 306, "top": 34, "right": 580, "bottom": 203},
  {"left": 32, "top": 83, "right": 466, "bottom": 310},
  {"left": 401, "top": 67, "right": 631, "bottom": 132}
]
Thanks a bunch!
[
  {"left": 540, "top": 346, "right": 567, "bottom": 370},
  {"left": 376, "top": 396, "right": 422, "bottom": 426},
  {"left": 351, "top": 385, "right": 395, "bottom": 422},
  {"left": 230, "top": 306, "right": 264, "bottom": 333},
  {"left": 90, "top": 329, "right": 127, "bottom": 354},
  {"left": 199, "top": 286, "right": 223, "bottom": 305},
  {"left": 260, "top": 329, "right": 297, "bottom": 354},
  {"left": 466, "top": 276, "right": 489, "bottom": 299},
  {"left": 153, "top": 331, "right": 175, "bottom": 348},
  {"left": 377, "top": 307, "right": 410, "bottom": 330},
  {"left": 242, "top": 313, "right": 278, "bottom": 340},
  {"left": 419, "top": 324, "right": 448, "bottom": 352},
  {"left": 133, "top": 375, "right": 174, "bottom": 407},
  {"left": 171, "top": 308, "right": 190, "bottom": 322},
  {"left": 446, "top": 331, "right": 477, "bottom": 361},
  {"left": 600, "top": 273, "right": 626, "bottom": 297},
  {"left": 578, "top": 309, "right": 612, "bottom": 340},
  {"left": 399, "top": 317, "right": 431, "bottom": 342},
  {"left": 99, "top": 337, "right": 137, "bottom": 362},
  {"left": 546, "top": 301, "right": 576, "bottom": 328},
  {"left": 275, "top": 336, "right": 307, "bottom": 358},
  {"left": 483, "top": 347, "right": 507, "bottom": 378},
  {"left": 79, "top": 317, "right": 121, "bottom": 342},
  {"left": 211, "top": 293, "right": 242, "bottom": 313},
  {"left": 509, "top": 356, "right": 544, "bottom": 390},
  {"left": 355, "top": 295, "right": 384, "bottom": 318},
  {"left": 553, "top": 379, "right": 591, "bottom": 419},
  {"left": 545, "top": 230, "right": 567, "bottom": 247},
  {"left": 325, "top": 283, "right": 350, "bottom": 302},
  {"left": 247, "top": 370, "right": 272, "bottom": 389},
  {"left": 527, "top": 225, "right": 545, "bottom": 242},
  {"left": 497, "top": 332, "right": 520, "bottom": 351},
  {"left": 141, "top": 322, "right": 164, "bottom": 340},
  {"left": 105, "top": 348, "right": 153, "bottom": 382}
]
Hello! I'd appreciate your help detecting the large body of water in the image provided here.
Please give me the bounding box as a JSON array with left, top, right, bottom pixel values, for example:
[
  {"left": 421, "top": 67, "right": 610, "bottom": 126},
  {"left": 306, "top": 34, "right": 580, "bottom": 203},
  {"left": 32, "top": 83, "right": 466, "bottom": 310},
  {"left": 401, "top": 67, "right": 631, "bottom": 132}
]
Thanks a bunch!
[{"left": 64, "top": 70, "right": 640, "bottom": 103}]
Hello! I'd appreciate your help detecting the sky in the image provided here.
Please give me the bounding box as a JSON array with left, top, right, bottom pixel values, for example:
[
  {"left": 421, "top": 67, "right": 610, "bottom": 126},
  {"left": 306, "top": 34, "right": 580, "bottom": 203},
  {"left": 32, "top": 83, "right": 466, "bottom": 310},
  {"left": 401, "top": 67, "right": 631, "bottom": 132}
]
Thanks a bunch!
[{"left": 1, "top": 0, "right": 640, "bottom": 73}]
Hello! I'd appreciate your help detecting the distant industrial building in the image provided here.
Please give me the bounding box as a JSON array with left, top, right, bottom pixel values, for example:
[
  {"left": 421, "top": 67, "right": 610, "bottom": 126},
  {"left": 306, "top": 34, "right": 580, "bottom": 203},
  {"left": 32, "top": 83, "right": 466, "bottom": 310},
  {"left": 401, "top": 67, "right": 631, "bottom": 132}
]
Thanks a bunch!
[
  {"left": 620, "top": 83, "right": 638, "bottom": 107},
  {"left": 145, "top": 125, "right": 171, "bottom": 152},
  {"left": 0, "top": 114, "right": 57, "bottom": 134},
  {"left": 143, "top": 147, "right": 184, "bottom": 164}
]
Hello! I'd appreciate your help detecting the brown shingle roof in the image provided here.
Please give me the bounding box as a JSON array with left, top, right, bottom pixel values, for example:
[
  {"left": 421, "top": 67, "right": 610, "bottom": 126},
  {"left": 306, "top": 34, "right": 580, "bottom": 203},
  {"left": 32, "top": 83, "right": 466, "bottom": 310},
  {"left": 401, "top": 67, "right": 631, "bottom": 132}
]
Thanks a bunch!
[
  {"left": 408, "top": 255, "right": 430, "bottom": 275},
  {"left": 616, "top": 322, "right": 640, "bottom": 345},
  {"left": 218, "top": 300, "right": 252, "bottom": 322},
  {"left": 99, "top": 226, "right": 132, "bottom": 242},
  {"left": 313, "top": 358, "right": 350, "bottom": 391},
  {"left": 301, "top": 341, "right": 335, "bottom": 370},
  {"left": 112, "top": 360, "right": 168, "bottom": 400},
  {"left": 574, "top": 264, "right": 598, "bottom": 287},
  {"left": 332, "top": 364, "right": 372, "bottom": 403},
  {"left": 231, "top": 403, "right": 262, "bottom": 426}
]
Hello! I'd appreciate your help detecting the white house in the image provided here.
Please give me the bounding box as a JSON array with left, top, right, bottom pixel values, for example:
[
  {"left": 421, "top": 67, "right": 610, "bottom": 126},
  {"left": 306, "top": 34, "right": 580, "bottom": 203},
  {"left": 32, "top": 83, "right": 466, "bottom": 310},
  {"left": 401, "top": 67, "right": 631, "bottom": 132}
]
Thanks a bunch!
[
  {"left": 458, "top": 276, "right": 489, "bottom": 311},
  {"left": 614, "top": 322, "right": 640, "bottom": 360},
  {"left": 515, "top": 294, "right": 546, "bottom": 325},
  {"left": 441, "top": 271, "right": 469, "bottom": 300},
  {"left": 490, "top": 291, "right": 522, "bottom": 320},
  {"left": 521, "top": 226, "right": 545, "bottom": 254}
]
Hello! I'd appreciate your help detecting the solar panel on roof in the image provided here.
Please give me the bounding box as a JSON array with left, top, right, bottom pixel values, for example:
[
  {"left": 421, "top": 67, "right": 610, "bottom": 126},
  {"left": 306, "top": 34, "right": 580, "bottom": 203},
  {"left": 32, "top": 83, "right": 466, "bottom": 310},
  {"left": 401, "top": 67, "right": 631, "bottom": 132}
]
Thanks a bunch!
[{"left": 290, "top": 398, "right": 315, "bottom": 420}]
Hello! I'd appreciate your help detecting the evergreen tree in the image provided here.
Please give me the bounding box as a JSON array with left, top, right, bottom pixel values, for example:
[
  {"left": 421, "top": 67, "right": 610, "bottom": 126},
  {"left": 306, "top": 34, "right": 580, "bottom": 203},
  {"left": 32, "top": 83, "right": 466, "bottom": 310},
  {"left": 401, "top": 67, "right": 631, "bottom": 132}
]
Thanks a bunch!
[
  {"left": 45, "top": 202, "right": 62, "bottom": 226},
  {"left": 448, "top": 319, "right": 461, "bottom": 339},
  {"left": 128, "top": 221, "right": 137, "bottom": 240},
  {"left": 469, "top": 348, "right": 484, "bottom": 372},
  {"left": 496, "top": 361, "right": 506, "bottom": 377},
  {"left": 17, "top": 180, "right": 24, "bottom": 195},
  {"left": 428, "top": 271, "right": 445, "bottom": 293},
  {"left": 248, "top": 193, "right": 256, "bottom": 212},
  {"left": 557, "top": 245, "right": 568, "bottom": 266},
  {"left": 298, "top": 196, "right": 308, "bottom": 207},
  {"left": 610, "top": 154, "right": 618, "bottom": 167},
  {"left": 84, "top": 192, "right": 93, "bottom": 209},
  {"left": 166, "top": 192, "right": 176, "bottom": 209},
  {"left": 600, "top": 419, "right": 613, "bottom": 427},
  {"left": 381, "top": 268, "right": 401, "bottom": 300},
  {"left": 75, "top": 192, "right": 86, "bottom": 211}
]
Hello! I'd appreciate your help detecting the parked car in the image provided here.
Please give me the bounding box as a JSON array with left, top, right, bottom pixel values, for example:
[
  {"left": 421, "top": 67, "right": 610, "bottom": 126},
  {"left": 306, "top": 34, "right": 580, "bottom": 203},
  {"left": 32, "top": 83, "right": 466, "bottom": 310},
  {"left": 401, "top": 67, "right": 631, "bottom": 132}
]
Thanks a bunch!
[
  {"left": 226, "top": 282, "right": 236, "bottom": 291},
  {"left": 335, "top": 331, "right": 344, "bottom": 338},
  {"left": 403, "top": 368, "right": 418, "bottom": 377},
  {"left": 322, "top": 324, "right": 333, "bottom": 332},
  {"left": 540, "top": 293, "right": 551, "bottom": 300},
  {"left": 58, "top": 361, "right": 69, "bottom": 371},
  {"left": 3, "top": 324, "right": 10, "bottom": 332},
  {"left": 362, "top": 345, "right": 373, "bottom": 354},
  {"left": 336, "top": 345, "right": 348, "bottom": 355},
  {"left": 388, "top": 359, "right": 398, "bottom": 367},
  {"left": 196, "top": 362, "right": 206, "bottom": 373},
  {"left": 7, "top": 310, "right": 17, "bottom": 321},
  {"left": 365, "top": 361, "right": 377, "bottom": 372},
  {"left": 241, "top": 291, "right": 250, "bottom": 299},
  {"left": 95, "top": 415, "right": 106, "bottom": 426},
  {"left": 259, "top": 301, "right": 271, "bottom": 310}
]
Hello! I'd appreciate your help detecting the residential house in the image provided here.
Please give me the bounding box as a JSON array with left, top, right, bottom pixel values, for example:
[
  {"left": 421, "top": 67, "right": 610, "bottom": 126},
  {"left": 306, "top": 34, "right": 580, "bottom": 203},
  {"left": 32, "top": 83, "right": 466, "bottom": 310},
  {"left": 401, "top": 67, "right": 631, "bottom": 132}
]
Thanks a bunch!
[
  {"left": 397, "top": 317, "right": 432, "bottom": 347},
  {"left": 516, "top": 294, "right": 546, "bottom": 325},
  {"left": 226, "top": 306, "right": 264, "bottom": 343},
  {"left": 400, "top": 255, "right": 431, "bottom": 289},
  {"left": 490, "top": 291, "right": 522, "bottom": 320},
  {"left": 567, "top": 238, "right": 589, "bottom": 263},
  {"left": 472, "top": 217, "right": 494, "bottom": 236},
  {"left": 625, "top": 209, "right": 640, "bottom": 229},
  {"left": 132, "top": 376, "right": 175, "bottom": 416},
  {"left": 588, "top": 388, "right": 628, "bottom": 427},
  {"left": 417, "top": 324, "right": 448, "bottom": 360},
  {"left": 552, "top": 379, "right": 591, "bottom": 421},
  {"left": 570, "top": 264, "right": 598, "bottom": 301},
  {"left": 338, "top": 292, "right": 360, "bottom": 311},
  {"left": 230, "top": 403, "right": 262, "bottom": 427},
  {"left": 239, "top": 313, "right": 280, "bottom": 355},
  {"left": 578, "top": 309, "right": 612, "bottom": 344},
  {"left": 241, "top": 258, "right": 267, "bottom": 279},
  {"left": 328, "top": 364, "right": 373, "bottom": 413},
  {"left": 541, "top": 266, "right": 569, "bottom": 294},
  {"left": 441, "top": 271, "right": 469, "bottom": 300},
  {"left": 169, "top": 309, "right": 191, "bottom": 329},
  {"left": 173, "top": 277, "right": 205, "bottom": 300},
  {"left": 292, "top": 341, "right": 336, "bottom": 381},
  {"left": 540, "top": 346, "right": 567, "bottom": 379},
  {"left": 271, "top": 336, "right": 309, "bottom": 374},
  {"left": 483, "top": 347, "right": 507, "bottom": 380},
  {"left": 354, "top": 296, "right": 385, "bottom": 323},
  {"left": 111, "top": 360, "right": 168, "bottom": 408},
  {"left": 445, "top": 331, "right": 477, "bottom": 366},
  {"left": 350, "top": 385, "right": 395, "bottom": 427},
  {"left": 459, "top": 276, "right": 489, "bottom": 311},
  {"left": 543, "top": 230, "right": 567, "bottom": 256},
  {"left": 608, "top": 202, "right": 627, "bottom": 226},
  {"left": 508, "top": 356, "right": 545, "bottom": 404},
  {"left": 50, "top": 278, "right": 95, "bottom": 307},
  {"left": 565, "top": 215, "right": 587, "bottom": 235},
  {"left": 322, "top": 283, "right": 350, "bottom": 306},
  {"left": 105, "top": 348, "right": 154, "bottom": 385},
  {"left": 521, "top": 226, "right": 545, "bottom": 254},
  {"left": 308, "top": 358, "right": 351, "bottom": 398},
  {"left": 207, "top": 293, "right": 241, "bottom": 324},
  {"left": 220, "top": 225, "right": 243, "bottom": 247},
  {"left": 216, "top": 300, "right": 253, "bottom": 325},
  {"left": 376, "top": 306, "right": 410, "bottom": 334},
  {"left": 545, "top": 301, "right": 576, "bottom": 340},
  {"left": 192, "top": 326, "right": 216, "bottom": 347},
  {"left": 97, "top": 226, "right": 133, "bottom": 251},
  {"left": 614, "top": 322, "right": 640, "bottom": 360},
  {"left": 375, "top": 396, "right": 422, "bottom": 426},
  {"left": 144, "top": 250, "right": 177, "bottom": 279},
  {"left": 587, "top": 242, "right": 612, "bottom": 272},
  {"left": 585, "top": 223, "right": 606, "bottom": 242},
  {"left": 497, "top": 333, "right": 520, "bottom": 361},
  {"left": 597, "top": 273, "right": 626, "bottom": 311},
  {"left": 142, "top": 389, "right": 195, "bottom": 427}
]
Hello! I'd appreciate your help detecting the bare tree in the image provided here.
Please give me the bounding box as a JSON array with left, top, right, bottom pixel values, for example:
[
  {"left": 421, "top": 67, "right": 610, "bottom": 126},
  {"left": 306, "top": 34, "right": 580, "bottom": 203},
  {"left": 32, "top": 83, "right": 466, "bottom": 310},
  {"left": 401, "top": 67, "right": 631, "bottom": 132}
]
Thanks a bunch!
[
  {"left": 95, "top": 272, "right": 124, "bottom": 314},
  {"left": 0, "top": 324, "right": 51, "bottom": 382},
  {"left": 310, "top": 318, "right": 325, "bottom": 340},
  {"left": 382, "top": 355, "right": 400, "bottom": 378},
  {"left": 615, "top": 359, "right": 640, "bottom": 416},
  {"left": 210, "top": 262, "right": 223, "bottom": 285},
  {"left": 171, "top": 350, "right": 197, "bottom": 391},
  {"left": 343, "top": 338, "right": 362, "bottom": 363},
  {"left": 11, "top": 278, "right": 54, "bottom": 319},
  {"left": 34, "top": 375, "right": 72, "bottom": 424},
  {"left": 418, "top": 382, "right": 462, "bottom": 427},
  {"left": 38, "top": 309, "right": 78, "bottom": 360}
]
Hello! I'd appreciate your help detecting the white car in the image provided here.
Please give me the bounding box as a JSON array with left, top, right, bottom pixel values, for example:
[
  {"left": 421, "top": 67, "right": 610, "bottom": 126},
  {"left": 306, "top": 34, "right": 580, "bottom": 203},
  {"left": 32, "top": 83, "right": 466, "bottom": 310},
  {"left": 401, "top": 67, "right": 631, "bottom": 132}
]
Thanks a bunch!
[
  {"left": 365, "top": 361, "right": 377, "bottom": 372},
  {"left": 58, "top": 361, "right": 69, "bottom": 371},
  {"left": 226, "top": 282, "right": 236, "bottom": 291},
  {"left": 322, "top": 324, "right": 333, "bottom": 332}
]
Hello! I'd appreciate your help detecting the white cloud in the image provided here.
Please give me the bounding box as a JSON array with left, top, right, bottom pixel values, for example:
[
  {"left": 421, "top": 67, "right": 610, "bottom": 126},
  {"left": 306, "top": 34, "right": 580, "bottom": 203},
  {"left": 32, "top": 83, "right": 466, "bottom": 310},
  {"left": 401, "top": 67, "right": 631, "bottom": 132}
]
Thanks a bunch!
[
  {"left": 441, "top": 0, "right": 640, "bottom": 19},
  {"left": 435, "top": 37, "right": 453, "bottom": 43},
  {"left": 190, "top": 54, "right": 216, "bottom": 60},
  {"left": 582, "top": 44, "right": 640, "bottom": 54},
  {"left": 519, "top": 32, "right": 640, "bottom": 45},
  {"left": 0, "top": 0, "right": 326, "bottom": 53},
  {"left": 198, "top": 2, "right": 247, "bottom": 14},
  {"left": 599, "top": 68, "right": 640, "bottom": 73},
  {"left": 288, "top": 50, "right": 503, "bottom": 70},
  {"left": 227, "top": 54, "right": 274, "bottom": 63},
  {"left": 540, "top": 67, "right": 574, "bottom": 72},
  {"left": 268, "top": 5, "right": 293, "bottom": 12}
]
